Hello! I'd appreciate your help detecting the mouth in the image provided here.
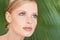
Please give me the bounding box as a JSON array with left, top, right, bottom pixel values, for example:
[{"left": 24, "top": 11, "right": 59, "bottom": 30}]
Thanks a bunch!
[{"left": 23, "top": 27, "right": 32, "bottom": 32}]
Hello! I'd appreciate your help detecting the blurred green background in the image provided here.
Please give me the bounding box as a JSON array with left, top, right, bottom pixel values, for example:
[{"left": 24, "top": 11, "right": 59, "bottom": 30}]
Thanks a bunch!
[{"left": 0, "top": 0, "right": 60, "bottom": 40}]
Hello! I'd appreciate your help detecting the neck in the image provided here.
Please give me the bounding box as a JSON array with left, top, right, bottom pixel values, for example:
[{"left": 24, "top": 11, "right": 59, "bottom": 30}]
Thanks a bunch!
[{"left": 5, "top": 25, "right": 25, "bottom": 40}]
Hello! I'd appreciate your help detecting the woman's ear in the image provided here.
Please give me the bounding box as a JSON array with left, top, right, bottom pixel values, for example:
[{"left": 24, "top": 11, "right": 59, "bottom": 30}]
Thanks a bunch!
[{"left": 5, "top": 12, "right": 12, "bottom": 23}]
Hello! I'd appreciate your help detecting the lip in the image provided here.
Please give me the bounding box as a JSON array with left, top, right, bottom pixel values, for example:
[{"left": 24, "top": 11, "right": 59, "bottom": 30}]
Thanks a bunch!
[{"left": 23, "top": 27, "right": 32, "bottom": 31}]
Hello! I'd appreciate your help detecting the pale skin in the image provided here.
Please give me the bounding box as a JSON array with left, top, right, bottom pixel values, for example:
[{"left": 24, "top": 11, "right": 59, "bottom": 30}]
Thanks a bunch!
[{"left": 0, "top": 2, "right": 38, "bottom": 40}]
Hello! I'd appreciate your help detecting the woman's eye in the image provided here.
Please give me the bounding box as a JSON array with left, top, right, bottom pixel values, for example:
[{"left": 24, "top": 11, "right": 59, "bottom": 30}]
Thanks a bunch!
[
  {"left": 19, "top": 12, "right": 25, "bottom": 16},
  {"left": 32, "top": 14, "right": 38, "bottom": 19}
]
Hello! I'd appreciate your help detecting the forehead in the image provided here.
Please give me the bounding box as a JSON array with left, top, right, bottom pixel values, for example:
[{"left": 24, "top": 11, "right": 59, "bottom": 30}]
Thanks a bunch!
[{"left": 13, "top": 2, "right": 37, "bottom": 13}]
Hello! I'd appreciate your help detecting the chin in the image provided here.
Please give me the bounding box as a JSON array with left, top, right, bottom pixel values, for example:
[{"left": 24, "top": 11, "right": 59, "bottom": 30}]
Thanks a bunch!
[
  {"left": 25, "top": 34, "right": 32, "bottom": 37},
  {"left": 24, "top": 32, "right": 34, "bottom": 37}
]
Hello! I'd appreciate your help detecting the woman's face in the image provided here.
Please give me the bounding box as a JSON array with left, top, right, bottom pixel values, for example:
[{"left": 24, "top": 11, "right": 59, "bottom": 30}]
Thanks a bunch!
[{"left": 6, "top": 2, "right": 38, "bottom": 37}]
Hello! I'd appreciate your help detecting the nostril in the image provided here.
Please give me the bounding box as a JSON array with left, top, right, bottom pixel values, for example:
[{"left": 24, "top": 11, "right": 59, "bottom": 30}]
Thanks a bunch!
[
  {"left": 27, "top": 21, "right": 31, "bottom": 24},
  {"left": 27, "top": 20, "right": 32, "bottom": 24}
]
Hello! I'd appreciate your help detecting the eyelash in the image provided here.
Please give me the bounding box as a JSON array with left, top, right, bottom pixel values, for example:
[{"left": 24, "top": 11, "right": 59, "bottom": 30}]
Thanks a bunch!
[
  {"left": 32, "top": 14, "right": 38, "bottom": 19},
  {"left": 19, "top": 12, "right": 37, "bottom": 19},
  {"left": 19, "top": 12, "right": 25, "bottom": 16}
]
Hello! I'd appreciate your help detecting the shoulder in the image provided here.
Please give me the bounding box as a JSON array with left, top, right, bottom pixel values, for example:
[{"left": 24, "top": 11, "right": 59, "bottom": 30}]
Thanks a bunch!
[
  {"left": 0, "top": 36, "right": 4, "bottom": 40},
  {"left": 0, "top": 35, "right": 7, "bottom": 40}
]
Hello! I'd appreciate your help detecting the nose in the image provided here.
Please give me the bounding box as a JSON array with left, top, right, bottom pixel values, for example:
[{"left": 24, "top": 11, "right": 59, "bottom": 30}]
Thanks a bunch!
[{"left": 26, "top": 17, "right": 32, "bottom": 24}]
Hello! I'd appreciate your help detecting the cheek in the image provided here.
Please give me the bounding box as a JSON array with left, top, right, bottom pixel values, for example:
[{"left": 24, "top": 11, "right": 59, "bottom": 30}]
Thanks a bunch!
[
  {"left": 33, "top": 19, "right": 37, "bottom": 26},
  {"left": 10, "top": 15, "right": 26, "bottom": 31},
  {"left": 10, "top": 17, "right": 27, "bottom": 36},
  {"left": 32, "top": 20, "right": 37, "bottom": 30},
  {"left": 11, "top": 16, "right": 26, "bottom": 26}
]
